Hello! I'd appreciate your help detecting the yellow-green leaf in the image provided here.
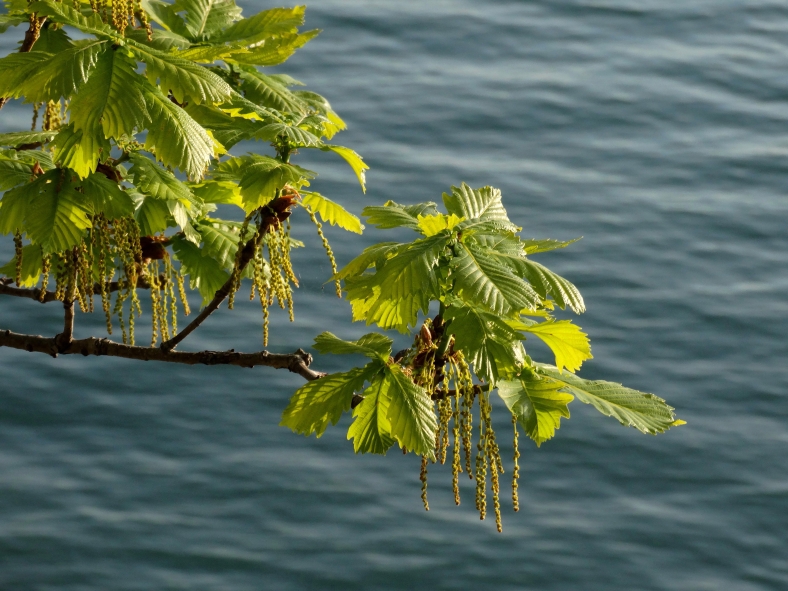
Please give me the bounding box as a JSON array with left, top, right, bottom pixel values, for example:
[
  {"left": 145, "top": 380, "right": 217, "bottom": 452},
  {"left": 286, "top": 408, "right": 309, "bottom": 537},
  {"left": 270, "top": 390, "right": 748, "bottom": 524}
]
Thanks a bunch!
[{"left": 301, "top": 191, "right": 363, "bottom": 234}]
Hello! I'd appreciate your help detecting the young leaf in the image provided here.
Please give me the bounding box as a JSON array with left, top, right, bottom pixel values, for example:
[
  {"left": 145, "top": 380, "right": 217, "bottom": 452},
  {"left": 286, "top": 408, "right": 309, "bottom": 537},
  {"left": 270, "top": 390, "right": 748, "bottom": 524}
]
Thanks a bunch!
[
  {"left": 416, "top": 213, "right": 463, "bottom": 237},
  {"left": 301, "top": 192, "right": 363, "bottom": 234},
  {"left": 172, "top": 0, "right": 243, "bottom": 40},
  {"left": 444, "top": 303, "right": 526, "bottom": 386},
  {"left": 142, "top": 85, "right": 214, "bottom": 180},
  {"left": 24, "top": 173, "right": 92, "bottom": 254},
  {"left": 442, "top": 183, "right": 518, "bottom": 231},
  {"left": 239, "top": 69, "right": 309, "bottom": 114},
  {"left": 521, "top": 237, "right": 581, "bottom": 255},
  {"left": 318, "top": 145, "right": 368, "bottom": 192},
  {"left": 51, "top": 122, "right": 111, "bottom": 179},
  {"left": 362, "top": 201, "right": 439, "bottom": 230},
  {"left": 536, "top": 364, "right": 684, "bottom": 434},
  {"left": 0, "top": 131, "right": 57, "bottom": 148},
  {"left": 347, "top": 373, "right": 396, "bottom": 455},
  {"left": 0, "top": 155, "right": 34, "bottom": 191},
  {"left": 349, "top": 235, "right": 447, "bottom": 331},
  {"left": 128, "top": 41, "right": 233, "bottom": 105},
  {"left": 230, "top": 30, "right": 319, "bottom": 66},
  {"left": 451, "top": 241, "right": 541, "bottom": 316},
  {"left": 280, "top": 362, "right": 383, "bottom": 438},
  {"left": 516, "top": 319, "right": 592, "bottom": 373},
  {"left": 214, "top": 6, "right": 305, "bottom": 45},
  {"left": 128, "top": 152, "right": 194, "bottom": 205},
  {"left": 28, "top": 0, "right": 119, "bottom": 39},
  {"left": 383, "top": 364, "right": 437, "bottom": 458},
  {"left": 498, "top": 373, "right": 574, "bottom": 446},
  {"left": 195, "top": 219, "right": 242, "bottom": 270},
  {"left": 81, "top": 172, "right": 135, "bottom": 220},
  {"left": 0, "top": 243, "right": 43, "bottom": 287},
  {"left": 333, "top": 242, "right": 402, "bottom": 281},
  {"left": 133, "top": 193, "right": 171, "bottom": 236},
  {"left": 171, "top": 234, "right": 229, "bottom": 305},
  {"left": 514, "top": 258, "right": 586, "bottom": 314},
  {"left": 69, "top": 47, "right": 150, "bottom": 140},
  {"left": 313, "top": 331, "right": 392, "bottom": 361},
  {"left": 140, "top": 0, "right": 192, "bottom": 37}
]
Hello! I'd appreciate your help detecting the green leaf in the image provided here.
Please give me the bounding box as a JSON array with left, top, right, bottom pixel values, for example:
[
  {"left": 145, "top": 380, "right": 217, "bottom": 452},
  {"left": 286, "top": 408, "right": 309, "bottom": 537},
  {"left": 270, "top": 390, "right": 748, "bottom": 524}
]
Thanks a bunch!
[
  {"left": 280, "top": 362, "right": 383, "bottom": 438},
  {"left": 0, "top": 154, "right": 34, "bottom": 191},
  {"left": 444, "top": 303, "right": 525, "bottom": 386},
  {"left": 521, "top": 237, "right": 581, "bottom": 255},
  {"left": 125, "top": 26, "right": 192, "bottom": 51},
  {"left": 128, "top": 152, "right": 194, "bottom": 204},
  {"left": 293, "top": 90, "right": 346, "bottom": 139},
  {"left": 30, "top": 26, "right": 73, "bottom": 54},
  {"left": 140, "top": 0, "right": 191, "bottom": 37},
  {"left": 142, "top": 85, "right": 214, "bottom": 180},
  {"left": 81, "top": 172, "right": 134, "bottom": 219},
  {"left": 383, "top": 364, "right": 437, "bottom": 458},
  {"left": 416, "top": 213, "right": 464, "bottom": 237},
  {"left": 362, "top": 201, "right": 439, "bottom": 230},
  {"left": 0, "top": 178, "right": 36, "bottom": 234},
  {"left": 133, "top": 192, "right": 170, "bottom": 235},
  {"left": 537, "top": 364, "right": 684, "bottom": 434},
  {"left": 190, "top": 180, "right": 242, "bottom": 207},
  {"left": 347, "top": 373, "right": 395, "bottom": 455},
  {"left": 318, "top": 145, "right": 368, "bottom": 192},
  {"left": 214, "top": 6, "right": 305, "bottom": 45},
  {"left": 313, "top": 331, "right": 392, "bottom": 361},
  {"left": 442, "top": 183, "right": 518, "bottom": 230},
  {"left": 0, "top": 39, "right": 107, "bottom": 102},
  {"left": 171, "top": 234, "right": 229, "bottom": 305},
  {"left": 0, "top": 14, "right": 26, "bottom": 33},
  {"left": 451, "top": 241, "right": 541, "bottom": 316},
  {"left": 172, "top": 0, "right": 243, "bottom": 40},
  {"left": 254, "top": 121, "right": 323, "bottom": 147},
  {"left": 516, "top": 319, "right": 592, "bottom": 373},
  {"left": 29, "top": 0, "right": 119, "bottom": 38},
  {"left": 0, "top": 243, "right": 43, "bottom": 287},
  {"left": 333, "top": 241, "right": 402, "bottom": 281},
  {"left": 128, "top": 40, "right": 233, "bottom": 105},
  {"left": 195, "top": 218, "right": 242, "bottom": 270},
  {"left": 498, "top": 373, "right": 574, "bottom": 446},
  {"left": 23, "top": 171, "right": 92, "bottom": 253},
  {"left": 229, "top": 30, "right": 319, "bottom": 66},
  {"left": 348, "top": 235, "right": 447, "bottom": 332},
  {"left": 514, "top": 258, "right": 586, "bottom": 314},
  {"left": 0, "top": 131, "right": 57, "bottom": 148},
  {"left": 216, "top": 155, "right": 314, "bottom": 211},
  {"left": 239, "top": 69, "right": 309, "bottom": 114},
  {"left": 51, "top": 122, "right": 111, "bottom": 179},
  {"left": 69, "top": 47, "right": 150, "bottom": 140},
  {"left": 301, "top": 192, "right": 363, "bottom": 234}
]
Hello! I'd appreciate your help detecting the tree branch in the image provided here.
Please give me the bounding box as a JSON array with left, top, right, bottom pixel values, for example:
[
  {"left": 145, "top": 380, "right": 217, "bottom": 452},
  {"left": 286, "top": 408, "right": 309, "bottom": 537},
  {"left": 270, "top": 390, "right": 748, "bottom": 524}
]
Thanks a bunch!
[
  {"left": 0, "top": 329, "right": 325, "bottom": 381},
  {"left": 161, "top": 201, "right": 291, "bottom": 353}
]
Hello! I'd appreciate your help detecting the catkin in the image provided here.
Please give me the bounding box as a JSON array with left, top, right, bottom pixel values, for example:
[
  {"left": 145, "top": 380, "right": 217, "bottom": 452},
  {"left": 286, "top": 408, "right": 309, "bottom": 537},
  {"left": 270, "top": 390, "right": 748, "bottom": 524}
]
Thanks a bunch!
[
  {"left": 307, "top": 209, "right": 340, "bottom": 297},
  {"left": 39, "top": 255, "right": 50, "bottom": 301},
  {"left": 512, "top": 413, "right": 520, "bottom": 512},
  {"left": 13, "top": 231, "right": 22, "bottom": 286},
  {"left": 420, "top": 455, "right": 429, "bottom": 511}
]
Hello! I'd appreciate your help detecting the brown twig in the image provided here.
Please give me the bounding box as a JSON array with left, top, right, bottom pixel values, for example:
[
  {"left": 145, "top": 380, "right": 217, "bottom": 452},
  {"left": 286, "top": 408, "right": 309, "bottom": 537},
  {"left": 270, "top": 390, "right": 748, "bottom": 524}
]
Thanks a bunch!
[
  {"left": 0, "top": 329, "right": 325, "bottom": 381},
  {"left": 160, "top": 199, "right": 293, "bottom": 353}
]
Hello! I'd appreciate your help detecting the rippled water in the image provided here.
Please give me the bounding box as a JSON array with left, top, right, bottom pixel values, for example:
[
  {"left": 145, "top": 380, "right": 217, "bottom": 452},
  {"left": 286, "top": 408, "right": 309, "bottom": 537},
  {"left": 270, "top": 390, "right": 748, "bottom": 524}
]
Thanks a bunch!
[{"left": 1, "top": 1, "right": 787, "bottom": 589}]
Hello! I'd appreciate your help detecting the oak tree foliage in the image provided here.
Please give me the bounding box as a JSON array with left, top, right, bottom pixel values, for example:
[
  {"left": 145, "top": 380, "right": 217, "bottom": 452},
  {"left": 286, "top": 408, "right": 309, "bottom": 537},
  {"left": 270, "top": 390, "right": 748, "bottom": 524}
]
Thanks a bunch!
[{"left": 0, "top": 0, "right": 683, "bottom": 531}]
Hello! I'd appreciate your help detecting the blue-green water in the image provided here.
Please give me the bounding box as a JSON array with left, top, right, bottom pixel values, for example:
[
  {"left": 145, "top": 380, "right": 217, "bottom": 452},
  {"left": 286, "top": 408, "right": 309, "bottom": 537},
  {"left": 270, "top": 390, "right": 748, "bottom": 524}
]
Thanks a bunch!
[{"left": 1, "top": 1, "right": 787, "bottom": 589}]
